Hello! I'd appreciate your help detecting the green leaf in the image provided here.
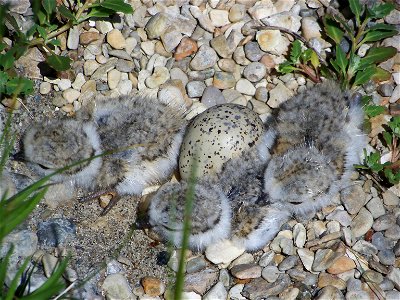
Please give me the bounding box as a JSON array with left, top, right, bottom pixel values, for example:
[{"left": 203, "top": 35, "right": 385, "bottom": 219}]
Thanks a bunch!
[
  {"left": 368, "top": 3, "right": 395, "bottom": 19},
  {"left": 0, "top": 71, "right": 9, "bottom": 94},
  {"left": 278, "top": 61, "right": 300, "bottom": 74},
  {"left": 42, "top": 0, "right": 56, "bottom": 16},
  {"left": 0, "top": 51, "right": 15, "bottom": 70},
  {"left": 320, "top": 65, "right": 335, "bottom": 79},
  {"left": 371, "top": 66, "right": 391, "bottom": 83},
  {"left": 36, "top": 10, "right": 47, "bottom": 25},
  {"left": 36, "top": 25, "right": 48, "bottom": 40},
  {"left": 0, "top": 42, "right": 7, "bottom": 52},
  {"left": 87, "top": 7, "right": 115, "bottom": 18},
  {"left": 290, "top": 40, "right": 302, "bottom": 63},
  {"left": 310, "top": 51, "right": 320, "bottom": 69},
  {"left": 382, "top": 131, "right": 393, "bottom": 147},
  {"left": 388, "top": 116, "right": 400, "bottom": 137},
  {"left": 384, "top": 168, "right": 400, "bottom": 185},
  {"left": 335, "top": 45, "right": 348, "bottom": 75},
  {"left": 46, "top": 54, "right": 72, "bottom": 71},
  {"left": 57, "top": 5, "right": 76, "bottom": 22},
  {"left": 353, "top": 65, "right": 376, "bottom": 86},
  {"left": 323, "top": 16, "right": 344, "bottom": 44},
  {"left": 358, "top": 47, "right": 397, "bottom": 70},
  {"left": 0, "top": 3, "right": 8, "bottom": 39},
  {"left": 362, "top": 29, "right": 398, "bottom": 43},
  {"left": 364, "top": 104, "right": 386, "bottom": 117},
  {"left": 301, "top": 48, "right": 313, "bottom": 63},
  {"left": 367, "top": 23, "right": 397, "bottom": 31},
  {"left": 26, "top": 24, "right": 38, "bottom": 37},
  {"left": 48, "top": 38, "right": 61, "bottom": 46},
  {"left": 349, "top": 0, "right": 362, "bottom": 23},
  {"left": 99, "top": 0, "right": 134, "bottom": 14},
  {"left": 5, "top": 77, "right": 34, "bottom": 95}
]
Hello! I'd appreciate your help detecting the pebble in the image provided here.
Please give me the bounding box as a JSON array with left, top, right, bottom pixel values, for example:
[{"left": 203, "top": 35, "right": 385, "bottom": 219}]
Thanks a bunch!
[
  {"left": 236, "top": 79, "right": 256, "bottom": 96},
  {"left": 262, "top": 265, "right": 280, "bottom": 283},
  {"left": 362, "top": 269, "right": 383, "bottom": 284},
  {"left": 201, "top": 86, "right": 226, "bottom": 108},
  {"left": 250, "top": 99, "right": 271, "bottom": 115},
  {"left": 141, "top": 277, "right": 165, "bottom": 296},
  {"left": 230, "top": 263, "right": 262, "bottom": 279},
  {"left": 37, "top": 218, "right": 76, "bottom": 247},
  {"left": 102, "top": 273, "right": 135, "bottom": 300},
  {"left": 293, "top": 223, "right": 307, "bottom": 248},
  {"left": 366, "top": 197, "right": 386, "bottom": 219},
  {"left": 341, "top": 184, "right": 366, "bottom": 215},
  {"left": 256, "top": 30, "right": 289, "bottom": 55},
  {"left": 230, "top": 253, "right": 255, "bottom": 267},
  {"left": 184, "top": 268, "right": 219, "bottom": 295},
  {"left": 84, "top": 60, "right": 100, "bottom": 76},
  {"left": 312, "top": 249, "right": 342, "bottom": 272},
  {"left": 297, "top": 248, "right": 314, "bottom": 272},
  {"left": 190, "top": 45, "right": 218, "bottom": 71},
  {"left": 326, "top": 256, "right": 356, "bottom": 274},
  {"left": 382, "top": 190, "right": 400, "bottom": 206},
  {"left": 80, "top": 31, "right": 101, "bottom": 45},
  {"left": 67, "top": 26, "right": 79, "bottom": 50},
  {"left": 205, "top": 240, "right": 245, "bottom": 266},
  {"left": 39, "top": 82, "right": 51, "bottom": 94},
  {"left": 255, "top": 86, "right": 269, "bottom": 102},
  {"left": 145, "top": 66, "right": 170, "bottom": 89},
  {"left": 72, "top": 73, "right": 86, "bottom": 91},
  {"left": 186, "top": 256, "right": 207, "bottom": 273},
  {"left": 267, "top": 82, "right": 294, "bottom": 108},
  {"left": 161, "top": 28, "right": 182, "bottom": 53},
  {"left": 345, "top": 290, "right": 370, "bottom": 299},
  {"left": 170, "top": 68, "right": 189, "bottom": 86},
  {"left": 243, "top": 62, "right": 266, "bottom": 82},
  {"left": 242, "top": 275, "right": 290, "bottom": 299},
  {"left": 210, "top": 35, "right": 231, "bottom": 59},
  {"left": 378, "top": 249, "right": 395, "bottom": 266},
  {"left": 0, "top": 230, "right": 38, "bottom": 266},
  {"left": 351, "top": 207, "right": 373, "bottom": 238},
  {"left": 244, "top": 42, "right": 264, "bottom": 62},
  {"left": 213, "top": 72, "right": 236, "bottom": 89},
  {"left": 352, "top": 240, "right": 378, "bottom": 257},
  {"left": 42, "top": 253, "right": 59, "bottom": 278},
  {"left": 373, "top": 214, "right": 396, "bottom": 231},
  {"left": 278, "top": 256, "right": 298, "bottom": 271},
  {"left": 117, "top": 79, "right": 132, "bottom": 95},
  {"left": 181, "top": 291, "right": 201, "bottom": 300},
  {"left": 388, "top": 267, "right": 400, "bottom": 290},
  {"left": 203, "top": 282, "right": 227, "bottom": 300},
  {"left": 145, "top": 13, "right": 170, "bottom": 39},
  {"left": 316, "top": 286, "right": 344, "bottom": 300},
  {"left": 326, "top": 209, "right": 352, "bottom": 227},
  {"left": 228, "top": 284, "right": 246, "bottom": 300},
  {"left": 107, "top": 69, "right": 121, "bottom": 90},
  {"left": 107, "top": 29, "right": 126, "bottom": 50},
  {"left": 371, "top": 232, "right": 393, "bottom": 250},
  {"left": 175, "top": 37, "right": 198, "bottom": 61},
  {"left": 248, "top": 1, "right": 277, "bottom": 19},
  {"left": 62, "top": 88, "right": 80, "bottom": 103},
  {"left": 189, "top": 7, "right": 215, "bottom": 33},
  {"left": 318, "top": 272, "right": 346, "bottom": 290},
  {"left": 187, "top": 81, "right": 206, "bottom": 98},
  {"left": 301, "top": 17, "right": 321, "bottom": 40},
  {"left": 385, "top": 224, "right": 400, "bottom": 240},
  {"left": 209, "top": 9, "right": 230, "bottom": 27},
  {"left": 258, "top": 250, "right": 275, "bottom": 267},
  {"left": 229, "top": 4, "right": 246, "bottom": 23}
]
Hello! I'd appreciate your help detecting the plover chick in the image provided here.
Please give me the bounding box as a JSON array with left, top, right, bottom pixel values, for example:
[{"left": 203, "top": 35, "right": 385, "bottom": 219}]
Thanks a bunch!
[{"left": 22, "top": 96, "right": 187, "bottom": 214}]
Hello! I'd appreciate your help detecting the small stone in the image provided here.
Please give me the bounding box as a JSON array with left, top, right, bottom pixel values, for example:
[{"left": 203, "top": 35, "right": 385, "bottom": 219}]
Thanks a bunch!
[
  {"left": 102, "top": 273, "right": 135, "bottom": 300},
  {"left": 378, "top": 249, "right": 396, "bottom": 266},
  {"left": 230, "top": 253, "right": 254, "bottom": 268},
  {"left": 108, "top": 49, "right": 132, "bottom": 60},
  {"left": 42, "top": 253, "right": 59, "bottom": 278},
  {"left": 259, "top": 250, "right": 275, "bottom": 267},
  {"left": 341, "top": 184, "right": 366, "bottom": 215},
  {"left": 117, "top": 79, "right": 132, "bottom": 95},
  {"left": 186, "top": 257, "right": 207, "bottom": 273},
  {"left": 301, "top": 17, "right": 321, "bottom": 40},
  {"left": 201, "top": 86, "right": 226, "bottom": 108},
  {"left": 326, "top": 209, "right": 352, "bottom": 227},
  {"left": 67, "top": 26, "right": 79, "bottom": 50},
  {"left": 230, "top": 263, "right": 262, "bottom": 279},
  {"left": 57, "top": 79, "right": 72, "bottom": 91},
  {"left": 298, "top": 248, "right": 314, "bottom": 272},
  {"left": 37, "top": 218, "right": 76, "bottom": 247},
  {"left": 145, "top": 13, "right": 170, "bottom": 39},
  {"left": 243, "top": 62, "right": 266, "bottom": 82},
  {"left": 312, "top": 249, "right": 342, "bottom": 272},
  {"left": 387, "top": 267, "right": 400, "bottom": 290},
  {"left": 345, "top": 291, "right": 370, "bottom": 299},
  {"left": 213, "top": 72, "right": 236, "bottom": 89},
  {"left": 385, "top": 224, "right": 400, "bottom": 240},
  {"left": 280, "top": 287, "right": 300, "bottom": 300},
  {"left": 366, "top": 197, "right": 386, "bottom": 219},
  {"left": 170, "top": 68, "right": 188, "bottom": 86},
  {"left": 242, "top": 275, "right": 290, "bottom": 299},
  {"left": 203, "top": 282, "right": 227, "bottom": 300},
  {"left": 267, "top": 82, "right": 294, "bottom": 108},
  {"left": 382, "top": 190, "right": 400, "bottom": 206},
  {"left": 248, "top": 1, "right": 277, "bottom": 19},
  {"left": 141, "top": 277, "right": 165, "bottom": 296},
  {"left": 352, "top": 240, "right": 378, "bottom": 257},
  {"left": 210, "top": 35, "right": 231, "bottom": 58},
  {"left": 250, "top": 99, "right": 271, "bottom": 115},
  {"left": 373, "top": 214, "right": 396, "bottom": 231},
  {"left": 62, "top": 88, "right": 81, "bottom": 103},
  {"left": 0, "top": 230, "right": 38, "bottom": 266},
  {"left": 326, "top": 256, "right": 356, "bottom": 274},
  {"left": 228, "top": 284, "right": 246, "bottom": 300},
  {"left": 181, "top": 291, "right": 201, "bottom": 300},
  {"left": 385, "top": 8, "right": 400, "bottom": 25},
  {"left": 116, "top": 59, "right": 135, "bottom": 73},
  {"left": 351, "top": 207, "right": 373, "bottom": 238},
  {"left": 236, "top": 79, "right": 256, "bottom": 96},
  {"left": 387, "top": 291, "right": 400, "bottom": 300},
  {"left": 190, "top": 45, "right": 218, "bottom": 71},
  {"left": 39, "top": 82, "right": 51, "bottom": 94},
  {"left": 316, "top": 286, "right": 344, "bottom": 300},
  {"left": 229, "top": 4, "right": 246, "bottom": 23},
  {"left": 184, "top": 268, "right": 218, "bottom": 295},
  {"left": 107, "top": 29, "right": 126, "bottom": 50},
  {"left": 174, "top": 37, "right": 198, "bottom": 61},
  {"left": 255, "top": 87, "right": 269, "bottom": 102},
  {"left": 161, "top": 28, "right": 182, "bottom": 53},
  {"left": 72, "top": 73, "right": 86, "bottom": 91},
  {"left": 218, "top": 58, "right": 237, "bottom": 73},
  {"left": 205, "top": 239, "right": 245, "bottom": 266},
  {"left": 108, "top": 69, "right": 121, "bottom": 90},
  {"left": 190, "top": 6, "right": 215, "bottom": 33},
  {"left": 257, "top": 30, "right": 290, "bottom": 55},
  {"left": 141, "top": 41, "right": 155, "bottom": 56},
  {"left": 209, "top": 9, "right": 230, "bottom": 27},
  {"left": 262, "top": 266, "right": 280, "bottom": 283},
  {"left": 318, "top": 272, "right": 346, "bottom": 290},
  {"left": 145, "top": 67, "right": 170, "bottom": 89},
  {"left": 187, "top": 81, "right": 206, "bottom": 98},
  {"left": 278, "top": 256, "right": 298, "bottom": 271},
  {"left": 80, "top": 31, "right": 101, "bottom": 45},
  {"left": 362, "top": 270, "right": 383, "bottom": 284},
  {"left": 371, "top": 232, "right": 393, "bottom": 250},
  {"left": 293, "top": 223, "right": 306, "bottom": 248},
  {"left": 262, "top": 12, "right": 301, "bottom": 32},
  {"left": 244, "top": 42, "right": 264, "bottom": 62},
  {"left": 84, "top": 60, "right": 100, "bottom": 76}
]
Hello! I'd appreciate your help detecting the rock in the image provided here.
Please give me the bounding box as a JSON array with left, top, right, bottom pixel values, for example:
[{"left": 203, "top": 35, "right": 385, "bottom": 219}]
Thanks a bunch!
[
  {"left": 187, "top": 81, "right": 206, "bottom": 98},
  {"left": 248, "top": 0, "right": 277, "bottom": 19},
  {"left": 385, "top": 8, "right": 400, "bottom": 25},
  {"left": 293, "top": 223, "right": 307, "bottom": 248},
  {"left": 58, "top": 79, "right": 72, "bottom": 91},
  {"left": 278, "top": 255, "right": 298, "bottom": 271},
  {"left": 186, "top": 257, "right": 208, "bottom": 273},
  {"left": 91, "top": 58, "right": 118, "bottom": 80},
  {"left": 229, "top": 4, "right": 246, "bottom": 23},
  {"left": 37, "top": 218, "right": 76, "bottom": 247},
  {"left": 145, "top": 67, "right": 170, "bottom": 89},
  {"left": 362, "top": 270, "right": 383, "bottom": 284},
  {"left": 213, "top": 72, "right": 236, "bottom": 89},
  {"left": 259, "top": 250, "right": 275, "bottom": 267},
  {"left": 141, "top": 41, "right": 156, "bottom": 56},
  {"left": 181, "top": 291, "right": 201, "bottom": 300},
  {"left": 257, "top": 30, "right": 290, "bottom": 55},
  {"left": 371, "top": 232, "right": 393, "bottom": 250},
  {"left": 366, "top": 197, "right": 386, "bottom": 219},
  {"left": 174, "top": 37, "right": 198, "bottom": 61},
  {"left": 243, "top": 62, "right": 266, "bottom": 82},
  {"left": 373, "top": 214, "right": 396, "bottom": 232},
  {"left": 316, "top": 286, "right": 344, "bottom": 300},
  {"left": 210, "top": 35, "right": 231, "bottom": 58},
  {"left": 184, "top": 268, "right": 218, "bottom": 295},
  {"left": 302, "top": 17, "right": 321, "bottom": 40},
  {"left": 236, "top": 79, "right": 256, "bottom": 96},
  {"left": 72, "top": 73, "right": 86, "bottom": 91},
  {"left": 228, "top": 284, "right": 246, "bottom": 300},
  {"left": 250, "top": 99, "right": 271, "bottom": 115},
  {"left": 203, "top": 282, "right": 227, "bottom": 300},
  {"left": 209, "top": 9, "right": 230, "bottom": 27},
  {"left": 318, "top": 272, "right": 346, "bottom": 290},
  {"left": 170, "top": 68, "right": 189, "bottom": 86},
  {"left": 312, "top": 249, "right": 342, "bottom": 272},
  {"left": 67, "top": 26, "right": 79, "bottom": 50},
  {"left": 107, "top": 69, "right": 121, "bottom": 90},
  {"left": 117, "top": 79, "right": 132, "bottom": 95},
  {"left": 387, "top": 291, "right": 400, "bottom": 300},
  {"left": 382, "top": 190, "right": 400, "bottom": 206},
  {"left": 107, "top": 29, "right": 126, "bottom": 50},
  {"left": 218, "top": 58, "right": 237, "bottom": 73},
  {"left": 190, "top": 6, "right": 215, "bottom": 33},
  {"left": 326, "top": 256, "right": 356, "bottom": 274},
  {"left": 387, "top": 267, "right": 400, "bottom": 290},
  {"left": 201, "top": 86, "right": 226, "bottom": 108},
  {"left": 244, "top": 42, "right": 264, "bottom": 62},
  {"left": 80, "top": 31, "right": 101, "bottom": 45},
  {"left": 352, "top": 240, "right": 378, "bottom": 257},
  {"left": 345, "top": 291, "right": 370, "bottom": 299},
  {"left": 341, "top": 184, "right": 366, "bottom": 215},
  {"left": 267, "top": 82, "right": 294, "bottom": 108},
  {"left": 280, "top": 287, "right": 300, "bottom": 300},
  {"left": 190, "top": 45, "right": 218, "bottom": 71},
  {"left": 141, "top": 277, "right": 165, "bottom": 296},
  {"left": 262, "top": 265, "right": 280, "bottom": 283},
  {"left": 378, "top": 249, "right": 395, "bottom": 266},
  {"left": 298, "top": 248, "right": 314, "bottom": 272},
  {"left": 0, "top": 230, "right": 38, "bottom": 267},
  {"left": 62, "top": 88, "right": 80, "bottom": 103},
  {"left": 205, "top": 239, "right": 245, "bottom": 266},
  {"left": 230, "top": 253, "right": 254, "bottom": 268},
  {"left": 326, "top": 210, "right": 352, "bottom": 227},
  {"left": 255, "top": 86, "right": 269, "bottom": 102},
  {"left": 161, "top": 28, "right": 182, "bottom": 53},
  {"left": 262, "top": 12, "right": 301, "bottom": 32},
  {"left": 102, "top": 273, "right": 135, "bottom": 300},
  {"left": 108, "top": 49, "right": 132, "bottom": 60},
  {"left": 39, "top": 82, "right": 52, "bottom": 94},
  {"left": 242, "top": 275, "right": 290, "bottom": 299},
  {"left": 385, "top": 224, "right": 400, "bottom": 240},
  {"left": 145, "top": 13, "right": 170, "bottom": 39},
  {"left": 230, "top": 263, "right": 262, "bottom": 279},
  {"left": 84, "top": 60, "right": 100, "bottom": 76},
  {"left": 351, "top": 207, "right": 373, "bottom": 238}
]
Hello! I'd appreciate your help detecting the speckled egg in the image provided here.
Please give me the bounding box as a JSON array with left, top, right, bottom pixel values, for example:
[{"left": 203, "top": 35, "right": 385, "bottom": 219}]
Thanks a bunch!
[{"left": 179, "top": 103, "right": 264, "bottom": 180}]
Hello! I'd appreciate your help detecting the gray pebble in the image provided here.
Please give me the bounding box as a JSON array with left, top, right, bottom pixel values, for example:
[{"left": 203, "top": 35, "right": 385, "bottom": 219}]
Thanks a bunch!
[
  {"left": 233, "top": 46, "right": 251, "bottom": 66},
  {"left": 190, "top": 45, "right": 218, "bottom": 71},
  {"left": 383, "top": 190, "right": 400, "bottom": 206},
  {"left": 243, "top": 274, "right": 290, "bottom": 299},
  {"left": 210, "top": 35, "right": 231, "bottom": 58},
  {"left": 187, "top": 81, "right": 206, "bottom": 98},
  {"left": 219, "top": 269, "right": 231, "bottom": 287},
  {"left": 351, "top": 207, "right": 373, "bottom": 238},
  {"left": 352, "top": 240, "right": 378, "bottom": 257},
  {"left": 37, "top": 218, "right": 76, "bottom": 247},
  {"left": 378, "top": 249, "right": 396, "bottom": 266},
  {"left": 362, "top": 269, "right": 383, "bottom": 284},
  {"left": 326, "top": 209, "right": 352, "bottom": 227},
  {"left": 373, "top": 214, "right": 396, "bottom": 231},
  {"left": 244, "top": 42, "right": 264, "bottom": 62},
  {"left": 394, "top": 240, "right": 400, "bottom": 256},
  {"left": 116, "top": 59, "right": 135, "bottom": 73},
  {"left": 258, "top": 250, "right": 274, "bottom": 267},
  {"left": 371, "top": 232, "right": 394, "bottom": 250},
  {"left": 387, "top": 290, "right": 400, "bottom": 300},
  {"left": 188, "top": 69, "right": 215, "bottom": 81},
  {"left": 341, "top": 184, "right": 366, "bottom": 215},
  {"left": 312, "top": 249, "right": 342, "bottom": 272},
  {"left": 385, "top": 224, "right": 400, "bottom": 240},
  {"left": 201, "top": 86, "right": 226, "bottom": 107},
  {"left": 243, "top": 62, "right": 267, "bottom": 82},
  {"left": 255, "top": 87, "right": 269, "bottom": 102},
  {"left": 278, "top": 255, "right": 299, "bottom": 271},
  {"left": 262, "top": 266, "right": 280, "bottom": 283},
  {"left": 316, "top": 286, "right": 344, "bottom": 300},
  {"left": 186, "top": 256, "right": 208, "bottom": 273},
  {"left": 366, "top": 197, "right": 386, "bottom": 219}
]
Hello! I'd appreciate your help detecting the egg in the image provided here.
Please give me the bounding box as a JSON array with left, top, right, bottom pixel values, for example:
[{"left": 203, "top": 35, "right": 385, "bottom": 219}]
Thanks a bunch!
[{"left": 179, "top": 103, "right": 265, "bottom": 180}]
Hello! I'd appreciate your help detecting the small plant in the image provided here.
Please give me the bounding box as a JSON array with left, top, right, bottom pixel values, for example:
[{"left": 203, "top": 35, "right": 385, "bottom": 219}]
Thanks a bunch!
[
  {"left": 279, "top": 0, "right": 397, "bottom": 89},
  {"left": 0, "top": 0, "right": 133, "bottom": 98}
]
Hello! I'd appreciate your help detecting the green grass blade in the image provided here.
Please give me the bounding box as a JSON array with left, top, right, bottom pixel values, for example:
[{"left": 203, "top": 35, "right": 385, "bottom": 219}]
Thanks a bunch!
[
  {"left": 5, "top": 256, "right": 30, "bottom": 300},
  {"left": 0, "top": 245, "right": 14, "bottom": 297}
]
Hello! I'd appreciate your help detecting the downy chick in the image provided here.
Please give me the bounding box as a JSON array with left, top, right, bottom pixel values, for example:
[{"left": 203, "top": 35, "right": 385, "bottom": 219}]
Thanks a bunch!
[{"left": 23, "top": 96, "right": 187, "bottom": 214}]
